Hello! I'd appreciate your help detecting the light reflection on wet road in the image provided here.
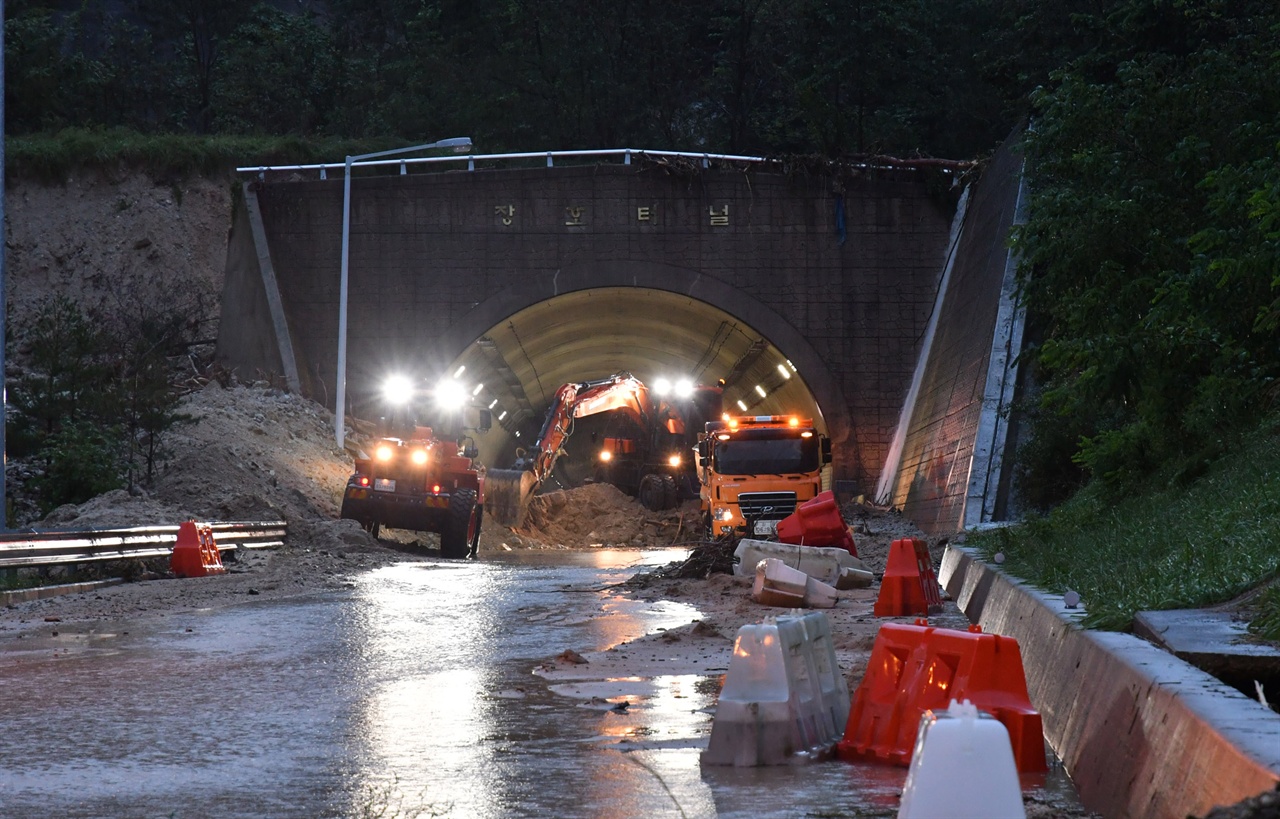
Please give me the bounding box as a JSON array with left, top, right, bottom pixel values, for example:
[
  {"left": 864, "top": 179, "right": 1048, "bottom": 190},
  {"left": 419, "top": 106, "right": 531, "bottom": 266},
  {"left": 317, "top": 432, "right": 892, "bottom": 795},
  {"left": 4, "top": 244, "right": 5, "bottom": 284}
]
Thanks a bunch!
[{"left": 0, "top": 549, "right": 1084, "bottom": 817}]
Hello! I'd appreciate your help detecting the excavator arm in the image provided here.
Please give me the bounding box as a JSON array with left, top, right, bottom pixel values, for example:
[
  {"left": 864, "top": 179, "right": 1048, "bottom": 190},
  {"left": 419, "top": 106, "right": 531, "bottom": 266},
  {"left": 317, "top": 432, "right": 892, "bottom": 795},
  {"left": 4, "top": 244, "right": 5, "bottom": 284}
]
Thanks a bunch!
[{"left": 488, "top": 373, "right": 651, "bottom": 527}]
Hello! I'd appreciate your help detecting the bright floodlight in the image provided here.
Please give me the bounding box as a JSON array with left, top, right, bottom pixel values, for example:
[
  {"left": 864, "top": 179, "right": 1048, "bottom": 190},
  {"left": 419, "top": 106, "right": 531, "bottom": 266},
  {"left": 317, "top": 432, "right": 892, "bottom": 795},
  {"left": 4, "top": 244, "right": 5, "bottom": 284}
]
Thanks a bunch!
[
  {"left": 383, "top": 374, "right": 415, "bottom": 405},
  {"left": 653, "top": 377, "right": 672, "bottom": 396},
  {"left": 436, "top": 378, "right": 468, "bottom": 410},
  {"left": 675, "top": 378, "right": 694, "bottom": 398}
]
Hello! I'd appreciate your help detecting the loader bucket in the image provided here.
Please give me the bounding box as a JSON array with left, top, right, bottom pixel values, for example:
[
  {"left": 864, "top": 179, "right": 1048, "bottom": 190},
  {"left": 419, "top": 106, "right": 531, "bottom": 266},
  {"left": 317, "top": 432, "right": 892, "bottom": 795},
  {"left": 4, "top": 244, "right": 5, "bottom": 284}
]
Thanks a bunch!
[{"left": 486, "top": 469, "right": 538, "bottom": 528}]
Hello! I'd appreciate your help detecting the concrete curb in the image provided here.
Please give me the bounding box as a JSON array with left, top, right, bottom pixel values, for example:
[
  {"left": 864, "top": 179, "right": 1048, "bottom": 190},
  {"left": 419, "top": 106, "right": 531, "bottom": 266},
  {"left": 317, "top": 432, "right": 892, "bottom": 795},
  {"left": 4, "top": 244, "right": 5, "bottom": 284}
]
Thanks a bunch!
[
  {"left": 939, "top": 544, "right": 1280, "bottom": 819},
  {"left": 1, "top": 578, "right": 125, "bottom": 607}
]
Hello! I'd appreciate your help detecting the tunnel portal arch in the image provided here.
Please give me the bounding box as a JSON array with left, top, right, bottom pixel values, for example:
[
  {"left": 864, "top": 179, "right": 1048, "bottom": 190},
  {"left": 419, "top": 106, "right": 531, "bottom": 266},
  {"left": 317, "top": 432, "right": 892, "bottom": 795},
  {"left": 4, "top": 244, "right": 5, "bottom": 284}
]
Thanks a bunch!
[{"left": 414, "top": 262, "right": 853, "bottom": 476}]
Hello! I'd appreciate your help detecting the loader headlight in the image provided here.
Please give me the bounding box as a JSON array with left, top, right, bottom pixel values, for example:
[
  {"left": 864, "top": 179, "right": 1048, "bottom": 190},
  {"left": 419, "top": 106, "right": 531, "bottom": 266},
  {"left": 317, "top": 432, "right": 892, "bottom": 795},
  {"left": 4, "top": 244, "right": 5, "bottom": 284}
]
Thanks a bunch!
[
  {"left": 375, "top": 443, "right": 395, "bottom": 461},
  {"left": 674, "top": 379, "right": 694, "bottom": 398}
]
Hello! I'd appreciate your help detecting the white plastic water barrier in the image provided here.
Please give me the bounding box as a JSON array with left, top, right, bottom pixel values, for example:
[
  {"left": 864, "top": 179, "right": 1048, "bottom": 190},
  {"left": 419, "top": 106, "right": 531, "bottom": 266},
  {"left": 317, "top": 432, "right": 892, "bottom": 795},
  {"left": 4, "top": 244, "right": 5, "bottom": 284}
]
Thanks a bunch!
[
  {"left": 734, "top": 538, "right": 873, "bottom": 588},
  {"left": 702, "top": 611, "right": 850, "bottom": 766},
  {"left": 898, "top": 699, "right": 1025, "bottom": 819}
]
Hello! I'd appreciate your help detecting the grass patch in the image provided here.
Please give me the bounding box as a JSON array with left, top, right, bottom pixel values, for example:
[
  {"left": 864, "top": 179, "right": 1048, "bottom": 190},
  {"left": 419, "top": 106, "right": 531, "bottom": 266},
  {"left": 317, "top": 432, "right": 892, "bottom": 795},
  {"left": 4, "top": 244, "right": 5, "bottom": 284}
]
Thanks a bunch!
[
  {"left": 970, "top": 413, "right": 1280, "bottom": 631},
  {"left": 5, "top": 127, "right": 406, "bottom": 183}
]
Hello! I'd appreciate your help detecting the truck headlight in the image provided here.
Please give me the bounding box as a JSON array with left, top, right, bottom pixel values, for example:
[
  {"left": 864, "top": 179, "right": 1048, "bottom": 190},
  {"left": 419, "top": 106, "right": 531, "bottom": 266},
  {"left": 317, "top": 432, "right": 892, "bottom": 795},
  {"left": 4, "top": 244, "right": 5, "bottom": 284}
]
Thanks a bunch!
[{"left": 715, "top": 507, "right": 734, "bottom": 521}]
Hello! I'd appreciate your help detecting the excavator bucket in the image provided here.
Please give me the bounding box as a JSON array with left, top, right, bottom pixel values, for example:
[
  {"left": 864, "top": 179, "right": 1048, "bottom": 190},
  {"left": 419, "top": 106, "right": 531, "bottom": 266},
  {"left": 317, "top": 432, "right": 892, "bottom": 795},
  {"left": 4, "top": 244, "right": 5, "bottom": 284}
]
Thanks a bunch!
[{"left": 486, "top": 468, "right": 539, "bottom": 528}]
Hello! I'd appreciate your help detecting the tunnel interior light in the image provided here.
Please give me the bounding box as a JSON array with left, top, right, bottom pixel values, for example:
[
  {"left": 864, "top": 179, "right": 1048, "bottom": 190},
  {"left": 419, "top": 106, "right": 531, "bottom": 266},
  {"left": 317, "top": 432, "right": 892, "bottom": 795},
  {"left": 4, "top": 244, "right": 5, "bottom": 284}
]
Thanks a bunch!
[
  {"left": 382, "top": 375, "right": 414, "bottom": 405},
  {"left": 736, "top": 400, "right": 748, "bottom": 411},
  {"left": 488, "top": 399, "right": 498, "bottom": 409},
  {"left": 675, "top": 378, "right": 694, "bottom": 398},
  {"left": 777, "top": 363, "right": 791, "bottom": 380},
  {"left": 787, "top": 359, "right": 797, "bottom": 372},
  {"left": 472, "top": 383, "right": 484, "bottom": 396},
  {"left": 653, "top": 377, "right": 672, "bottom": 396},
  {"left": 754, "top": 385, "right": 767, "bottom": 398},
  {"left": 453, "top": 365, "right": 466, "bottom": 379},
  {"left": 515, "top": 431, "right": 520, "bottom": 437},
  {"left": 498, "top": 411, "right": 507, "bottom": 420}
]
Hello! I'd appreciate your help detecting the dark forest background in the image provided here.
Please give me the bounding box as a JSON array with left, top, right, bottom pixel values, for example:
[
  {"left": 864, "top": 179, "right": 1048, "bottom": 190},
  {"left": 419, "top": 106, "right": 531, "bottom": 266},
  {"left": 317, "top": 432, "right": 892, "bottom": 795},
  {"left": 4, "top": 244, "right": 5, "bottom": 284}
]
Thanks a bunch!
[{"left": 5, "top": 0, "right": 1280, "bottom": 507}]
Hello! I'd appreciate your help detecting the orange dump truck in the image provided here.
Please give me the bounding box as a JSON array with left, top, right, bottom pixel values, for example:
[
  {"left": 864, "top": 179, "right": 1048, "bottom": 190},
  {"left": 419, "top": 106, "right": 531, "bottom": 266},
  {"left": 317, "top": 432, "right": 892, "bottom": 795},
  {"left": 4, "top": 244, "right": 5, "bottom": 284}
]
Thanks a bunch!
[{"left": 697, "top": 415, "right": 832, "bottom": 538}]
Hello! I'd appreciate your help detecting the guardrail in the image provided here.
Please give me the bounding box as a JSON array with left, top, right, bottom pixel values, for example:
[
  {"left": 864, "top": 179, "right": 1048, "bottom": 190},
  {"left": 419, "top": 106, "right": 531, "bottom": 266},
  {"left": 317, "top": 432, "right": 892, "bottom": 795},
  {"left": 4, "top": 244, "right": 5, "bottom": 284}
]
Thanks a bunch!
[{"left": 0, "top": 521, "right": 288, "bottom": 570}]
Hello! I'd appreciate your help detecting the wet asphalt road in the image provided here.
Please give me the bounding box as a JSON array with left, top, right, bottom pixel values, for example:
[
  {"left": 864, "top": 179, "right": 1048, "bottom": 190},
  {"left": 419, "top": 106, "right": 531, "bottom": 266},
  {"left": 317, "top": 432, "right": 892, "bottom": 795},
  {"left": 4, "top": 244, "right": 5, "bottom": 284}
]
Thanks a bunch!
[{"left": 0, "top": 549, "right": 1085, "bottom": 818}]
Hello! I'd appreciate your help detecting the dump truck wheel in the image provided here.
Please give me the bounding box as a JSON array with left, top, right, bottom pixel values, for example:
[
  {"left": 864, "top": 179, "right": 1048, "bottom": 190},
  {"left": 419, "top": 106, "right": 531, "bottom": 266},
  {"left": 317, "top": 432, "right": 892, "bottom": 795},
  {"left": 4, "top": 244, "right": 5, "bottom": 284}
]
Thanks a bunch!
[{"left": 441, "top": 489, "right": 478, "bottom": 559}]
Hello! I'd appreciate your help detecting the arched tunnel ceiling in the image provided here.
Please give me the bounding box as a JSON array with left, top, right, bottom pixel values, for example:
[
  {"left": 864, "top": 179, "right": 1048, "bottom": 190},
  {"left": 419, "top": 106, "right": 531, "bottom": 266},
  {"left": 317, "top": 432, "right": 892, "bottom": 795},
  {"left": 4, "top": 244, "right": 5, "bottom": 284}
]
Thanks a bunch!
[{"left": 441, "top": 287, "right": 827, "bottom": 470}]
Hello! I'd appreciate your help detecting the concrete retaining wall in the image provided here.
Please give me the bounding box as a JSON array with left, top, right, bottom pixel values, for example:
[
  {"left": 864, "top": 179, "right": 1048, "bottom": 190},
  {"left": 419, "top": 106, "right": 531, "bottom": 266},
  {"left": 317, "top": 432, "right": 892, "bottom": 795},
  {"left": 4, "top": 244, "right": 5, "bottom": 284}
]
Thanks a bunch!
[
  {"left": 939, "top": 545, "right": 1280, "bottom": 819},
  {"left": 879, "top": 133, "right": 1027, "bottom": 534}
]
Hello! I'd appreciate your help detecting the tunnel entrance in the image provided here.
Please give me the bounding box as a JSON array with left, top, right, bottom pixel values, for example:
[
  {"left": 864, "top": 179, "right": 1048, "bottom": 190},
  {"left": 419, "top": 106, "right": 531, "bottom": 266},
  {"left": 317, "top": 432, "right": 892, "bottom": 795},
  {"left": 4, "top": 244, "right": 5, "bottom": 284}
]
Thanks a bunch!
[{"left": 433, "top": 287, "right": 828, "bottom": 479}]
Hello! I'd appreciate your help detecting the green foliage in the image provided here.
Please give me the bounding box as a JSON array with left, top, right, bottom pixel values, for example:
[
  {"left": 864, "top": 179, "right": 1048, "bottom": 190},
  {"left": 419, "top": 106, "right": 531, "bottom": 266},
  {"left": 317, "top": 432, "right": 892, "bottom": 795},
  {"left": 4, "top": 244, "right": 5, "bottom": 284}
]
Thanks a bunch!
[
  {"left": 973, "top": 412, "right": 1280, "bottom": 631},
  {"left": 33, "top": 422, "right": 126, "bottom": 512},
  {"left": 7, "top": 294, "right": 206, "bottom": 512},
  {"left": 1250, "top": 584, "right": 1280, "bottom": 642},
  {"left": 4, "top": 129, "right": 383, "bottom": 183},
  {"left": 1012, "top": 0, "right": 1280, "bottom": 497},
  {"left": 8, "top": 297, "right": 113, "bottom": 455},
  {"left": 3, "top": 0, "right": 1047, "bottom": 159}
]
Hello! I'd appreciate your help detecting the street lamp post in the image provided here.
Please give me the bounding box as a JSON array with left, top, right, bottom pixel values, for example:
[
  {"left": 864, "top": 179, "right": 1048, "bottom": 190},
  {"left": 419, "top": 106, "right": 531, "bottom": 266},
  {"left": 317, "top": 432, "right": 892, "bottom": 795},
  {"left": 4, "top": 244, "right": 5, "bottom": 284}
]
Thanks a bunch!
[{"left": 335, "top": 137, "right": 473, "bottom": 449}]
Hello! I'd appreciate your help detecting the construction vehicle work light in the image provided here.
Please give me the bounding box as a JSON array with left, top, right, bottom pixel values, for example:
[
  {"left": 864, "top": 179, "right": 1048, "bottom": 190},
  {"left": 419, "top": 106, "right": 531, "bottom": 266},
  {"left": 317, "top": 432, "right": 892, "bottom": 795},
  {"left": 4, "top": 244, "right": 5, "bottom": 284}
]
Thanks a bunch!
[
  {"left": 599, "top": 449, "right": 613, "bottom": 462},
  {"left": 411, "top": 449, "right": 429, "bottom": 465},
  {"left": 668, "top": 454, "right": 682, "bottom": 468},
  {"left": 383, "top": 375, "right": 414, "bottom": 405},
  {"left": 375, "top": 444, "right": 395, "bottom": 461},
  {"left": 435, "top": 378, "right": 468, "bottom": 410}
]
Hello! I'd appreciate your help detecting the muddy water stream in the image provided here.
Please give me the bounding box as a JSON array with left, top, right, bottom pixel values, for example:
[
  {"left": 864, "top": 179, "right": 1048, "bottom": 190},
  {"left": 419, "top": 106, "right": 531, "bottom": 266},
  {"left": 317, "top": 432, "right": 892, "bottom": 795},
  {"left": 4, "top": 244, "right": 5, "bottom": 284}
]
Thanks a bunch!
[{"left": 0, "top": 549, "right": 1087, "bottom": 817}]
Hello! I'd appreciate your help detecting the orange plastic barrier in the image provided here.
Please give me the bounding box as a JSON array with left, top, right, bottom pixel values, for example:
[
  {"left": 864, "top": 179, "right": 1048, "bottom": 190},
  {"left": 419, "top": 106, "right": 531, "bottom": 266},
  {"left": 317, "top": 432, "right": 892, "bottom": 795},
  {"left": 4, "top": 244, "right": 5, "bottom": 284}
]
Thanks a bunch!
[
  {"left": 170, "top": 521, "right": 226, "bottom": 578},
  {"left": 872, "top": 537, "right": 942, "bottom": 617},
  {"left": 836, "top": 621, "right": 1047, "bottom": 772},
  {"left": 775, "top": 490, "right": 858, "bottom": 556}
]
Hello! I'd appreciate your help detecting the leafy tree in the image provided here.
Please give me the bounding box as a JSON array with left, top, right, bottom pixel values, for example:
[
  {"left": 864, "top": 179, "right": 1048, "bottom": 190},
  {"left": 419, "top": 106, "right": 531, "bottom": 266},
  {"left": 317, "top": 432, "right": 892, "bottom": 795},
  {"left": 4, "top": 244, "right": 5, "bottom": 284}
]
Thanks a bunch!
[
  {"left": 8, "top": 296, "right": 113, "bottom": 454},
  {"left": 130, "top": 0, "right": 256, "bottom": 133},
  {"left": 1014, "top": 0, "right": 1280, "bottom": 496},
  {"left": 214, "top": 5, "right": 339, "bottom": 135},
  {"left": 33, "top": 422, "right": 126, "bottom": 513}
]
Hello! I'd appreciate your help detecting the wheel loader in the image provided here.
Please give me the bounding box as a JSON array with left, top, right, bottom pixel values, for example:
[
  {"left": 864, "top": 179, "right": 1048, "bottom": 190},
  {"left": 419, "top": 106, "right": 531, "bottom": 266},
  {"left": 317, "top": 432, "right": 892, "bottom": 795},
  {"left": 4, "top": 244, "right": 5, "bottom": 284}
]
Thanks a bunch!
[{"left": 339, "top": 375, "right": 490, "bottom": 559}]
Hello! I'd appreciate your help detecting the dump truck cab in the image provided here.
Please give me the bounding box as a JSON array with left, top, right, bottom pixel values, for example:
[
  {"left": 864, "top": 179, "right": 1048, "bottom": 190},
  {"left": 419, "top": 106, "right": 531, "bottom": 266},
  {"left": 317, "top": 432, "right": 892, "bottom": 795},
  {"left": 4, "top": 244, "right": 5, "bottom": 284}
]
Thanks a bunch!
[{"left": 697, "top": 415, "right": 832, "bottom": 538}]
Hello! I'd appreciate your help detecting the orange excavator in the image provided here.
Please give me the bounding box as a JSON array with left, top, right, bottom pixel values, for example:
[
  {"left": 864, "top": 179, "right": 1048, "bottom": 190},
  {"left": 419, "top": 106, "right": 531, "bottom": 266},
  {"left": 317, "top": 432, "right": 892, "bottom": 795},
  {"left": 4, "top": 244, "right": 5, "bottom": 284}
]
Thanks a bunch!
[{"left": 486, "top": 372, "right": 720, "bottom": 527}]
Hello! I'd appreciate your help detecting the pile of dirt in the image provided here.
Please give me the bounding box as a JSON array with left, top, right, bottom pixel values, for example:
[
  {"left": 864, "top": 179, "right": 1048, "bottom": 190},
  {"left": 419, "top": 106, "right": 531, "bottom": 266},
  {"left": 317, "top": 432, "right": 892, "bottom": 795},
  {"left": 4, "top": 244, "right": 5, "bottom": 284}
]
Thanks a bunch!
[
  {"left": 505, "top": 483, "right": 701, "bottom": 550},
  {"left": 21, "top": 380, "right": 697, "bottom": 561}
]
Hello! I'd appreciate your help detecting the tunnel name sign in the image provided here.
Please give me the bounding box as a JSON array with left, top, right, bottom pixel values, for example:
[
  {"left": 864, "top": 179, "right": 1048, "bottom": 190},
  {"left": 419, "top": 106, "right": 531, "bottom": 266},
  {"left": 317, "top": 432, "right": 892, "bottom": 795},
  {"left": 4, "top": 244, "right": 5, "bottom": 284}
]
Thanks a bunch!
[{"left": 489, "top": 203, "right": 734, "bottom": 228}]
